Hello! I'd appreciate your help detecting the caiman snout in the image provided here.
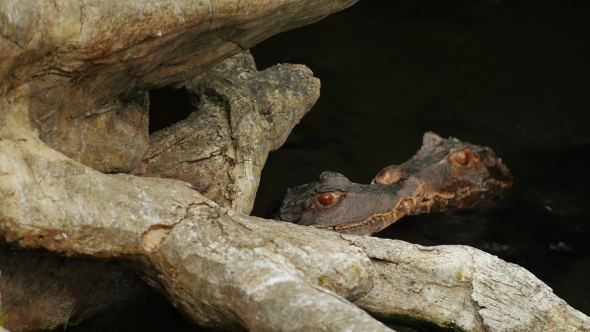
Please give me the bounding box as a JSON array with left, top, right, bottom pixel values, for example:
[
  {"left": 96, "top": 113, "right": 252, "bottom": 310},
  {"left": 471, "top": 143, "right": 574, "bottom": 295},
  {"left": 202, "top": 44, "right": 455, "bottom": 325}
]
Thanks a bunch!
[
  {"left": 270, "top": 172, "right": 424, "bottom": 235},
  {"left": 270, "top": 132, "right": 515, "bottom": 235}
]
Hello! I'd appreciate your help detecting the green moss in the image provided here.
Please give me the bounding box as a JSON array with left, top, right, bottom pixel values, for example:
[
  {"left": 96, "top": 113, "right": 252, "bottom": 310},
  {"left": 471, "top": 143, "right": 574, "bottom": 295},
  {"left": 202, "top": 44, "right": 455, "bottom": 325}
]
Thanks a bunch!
[
  {"left": 0, "top": 311, "right": 3, "bottom": 326},
  {"left": 317, "top": 274, "right": 325, "bottom": 286},
  {"left": 456, "top": 270, "right": 463, "bottom": 280}
]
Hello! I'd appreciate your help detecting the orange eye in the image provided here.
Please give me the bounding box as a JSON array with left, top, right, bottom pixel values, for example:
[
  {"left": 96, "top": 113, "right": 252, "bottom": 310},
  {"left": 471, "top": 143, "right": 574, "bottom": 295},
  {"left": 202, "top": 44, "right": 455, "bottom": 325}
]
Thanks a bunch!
[
  {"left": 318, "top": 193, "right": 335, "bottom": 205},
  {"left": 455, "top": 151, "right": 470, "bottom": 165}
]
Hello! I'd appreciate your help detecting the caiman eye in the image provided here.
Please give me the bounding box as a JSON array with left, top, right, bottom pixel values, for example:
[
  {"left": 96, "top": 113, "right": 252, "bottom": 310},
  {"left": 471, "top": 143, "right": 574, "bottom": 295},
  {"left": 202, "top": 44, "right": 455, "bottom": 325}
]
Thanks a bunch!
[
  {"left": 455, "top": 151, "right": 470, "bottom": 165},
  {"left": 318, "top": 193, "right": 335, "bottom": 205},
  {"left": 450, "top": 148, "right": 472, "bottom": 166}
]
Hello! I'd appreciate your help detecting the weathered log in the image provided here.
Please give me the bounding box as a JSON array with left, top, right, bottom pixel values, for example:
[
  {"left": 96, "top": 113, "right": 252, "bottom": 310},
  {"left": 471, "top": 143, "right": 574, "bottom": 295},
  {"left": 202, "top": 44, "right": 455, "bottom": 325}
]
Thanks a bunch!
[
  {"left": 132, "top": 51, "right": 320, "bottom": 214},
  {"left": 0, "top": 48, "right": 319, "bottom": 329},
  {"left": 349, "top": 237, "right": 590, "bottom": 331},
  {"left": 0, "top": 49, "right": 319, "bottom": 329},
  {"left": 1, "top": 0, "right": 343, "bottom": 326},
  {"left": 0, "top": 0, "right": 356, "bottom": 173},
  {"left": 1, "top": 107, "right": 589, "bottom": 330},
  {"left": 0, "top": 106, "right": 390, "bottom": 331}
]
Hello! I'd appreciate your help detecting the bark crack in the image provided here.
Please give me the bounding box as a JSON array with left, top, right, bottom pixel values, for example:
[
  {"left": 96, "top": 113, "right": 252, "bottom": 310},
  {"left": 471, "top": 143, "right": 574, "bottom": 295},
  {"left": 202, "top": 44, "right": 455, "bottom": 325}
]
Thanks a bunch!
[
  {"left": 185, "top": 149, "right": 221, "bottom": 163},
  {"left": 79, "top": 2, "right": 84, "bottom": 38},
  {"left": 142, "top": 202, "right": 208, "bottom": 252},
  {"left": 207, "top": 0, "right": 214, "bottom": 25},
  {"left": 225, "top": 210, "right": 256, "bottom": 233},
  {"left": 172, "top": 0, "right": 187, "bottom": 23},
  {"left": 141, "top": 132, "right": 191, "bottom": 161},
  {"left": 31, "top": 68, "right": 75, "bottom": 79},
  {"left": 466, "top": 250, "right": 487, "bottom": 328},
  {"left": 17, "top": 145, "right": 48, "bottom": 199},
  {"left": 214, "top": 29, "right": 247, "bottom": 51},
  {"left": 0, "top": 32, "right": 26, "bottom": 49}
]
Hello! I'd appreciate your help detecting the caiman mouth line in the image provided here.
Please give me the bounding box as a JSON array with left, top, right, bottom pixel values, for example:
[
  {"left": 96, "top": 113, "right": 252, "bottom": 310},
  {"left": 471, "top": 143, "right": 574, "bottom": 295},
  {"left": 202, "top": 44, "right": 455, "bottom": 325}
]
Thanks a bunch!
[
  {"left": 423, "top": 185, "right": 474, "bottom": 203},
  {"left": 316, "top": 192, "right": 421, "bottom": 231},
  {"left": 269, "top": 133, "right": 515, "bottom": 236},
  {"left": 417, "top": 177, "right": 512, "bottom": 212}
]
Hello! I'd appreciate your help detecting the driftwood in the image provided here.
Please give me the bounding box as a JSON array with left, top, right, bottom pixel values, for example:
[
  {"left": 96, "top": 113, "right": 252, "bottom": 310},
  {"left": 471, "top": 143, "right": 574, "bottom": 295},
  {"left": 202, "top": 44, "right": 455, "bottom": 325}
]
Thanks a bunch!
[
  {"left": 1, "top": 0, "right": 590, "bottom": 331},
  {"left": 0, "top": 50, "right": 319, "bottom": 330},
  {"left": 132, "top": 51, "right": 320, "bottom": 214},
  {"left": 1, "top": 124, "right": 589, "bottom": 331},
  {"left": 0, "top": 0, "right": 353, "bottom": 174}
]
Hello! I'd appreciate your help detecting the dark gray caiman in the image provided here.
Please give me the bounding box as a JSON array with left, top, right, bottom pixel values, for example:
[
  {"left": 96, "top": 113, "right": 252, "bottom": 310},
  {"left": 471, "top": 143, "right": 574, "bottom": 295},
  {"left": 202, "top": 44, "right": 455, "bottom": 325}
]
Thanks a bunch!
[
  {"left": 268, "top": 172, "right": 424, "bottom": 235},
  {"left": 268, "top": 132, "right": 514, "bottom": 235}
]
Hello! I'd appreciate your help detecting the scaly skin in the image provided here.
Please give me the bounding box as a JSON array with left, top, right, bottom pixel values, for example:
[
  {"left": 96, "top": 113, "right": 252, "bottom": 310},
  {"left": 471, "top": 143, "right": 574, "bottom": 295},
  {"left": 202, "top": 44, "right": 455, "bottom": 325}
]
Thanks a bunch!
[
  {"left": 268, "top": 172, "right": 423, "bottom": 236},
  {"left": 269, "top": 132, "right": 514, "bottom": 236},
  {"left": 373, "top": 132, "right": 514, "bottom": 214}
]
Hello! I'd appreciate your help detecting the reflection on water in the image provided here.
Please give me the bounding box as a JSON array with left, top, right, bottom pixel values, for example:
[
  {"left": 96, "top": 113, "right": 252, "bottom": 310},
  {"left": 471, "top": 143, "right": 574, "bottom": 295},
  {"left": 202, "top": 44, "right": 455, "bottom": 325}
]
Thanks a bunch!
[{"left": 247, "top": 0, "right": 590, "bottom": 327}]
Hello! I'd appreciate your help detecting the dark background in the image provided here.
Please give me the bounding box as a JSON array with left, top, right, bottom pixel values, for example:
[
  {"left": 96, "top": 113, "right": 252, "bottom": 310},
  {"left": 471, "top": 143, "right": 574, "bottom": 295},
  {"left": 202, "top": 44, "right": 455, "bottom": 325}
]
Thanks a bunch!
[{"left": 147, "top": 0, "right": 590, "bottom": 330}]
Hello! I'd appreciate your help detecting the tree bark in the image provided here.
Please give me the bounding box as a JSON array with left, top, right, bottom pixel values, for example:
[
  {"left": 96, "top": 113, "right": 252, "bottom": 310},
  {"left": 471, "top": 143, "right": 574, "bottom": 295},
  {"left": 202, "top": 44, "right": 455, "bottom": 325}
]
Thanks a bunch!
[
  {"left": 0, "top": 49, "right": 320, "bottom": 330},
  {"left": 0, "top": 0, "right": 354, "bottom": 173},
  {"left": 132, "top": 51, "right": 320, "bottom": 214},
  {"left": 0, "top": 107, "right": 391, "bottom": 331},
  {"left": 1, "top": 109, "right": 589, "bottom": 330}
]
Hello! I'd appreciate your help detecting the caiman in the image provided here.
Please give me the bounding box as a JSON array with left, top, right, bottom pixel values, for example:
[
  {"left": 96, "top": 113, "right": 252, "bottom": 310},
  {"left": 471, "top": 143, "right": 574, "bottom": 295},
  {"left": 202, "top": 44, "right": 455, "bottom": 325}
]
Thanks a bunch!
[{"left": 268, "top": 132, "right": 514, "bottom": 235}]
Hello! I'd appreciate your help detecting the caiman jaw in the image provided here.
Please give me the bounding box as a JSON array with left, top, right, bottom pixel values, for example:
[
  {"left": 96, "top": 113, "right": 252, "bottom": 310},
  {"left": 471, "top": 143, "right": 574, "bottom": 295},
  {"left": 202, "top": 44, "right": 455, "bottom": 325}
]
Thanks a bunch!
[
  {"left": 415, "top": 177, "right": 513, "bottom": 213},
  {"left": 404, "top": 144, "right": 515, "bottom": 214},
  {"left": 270, "top": 133, "right": 515, "bottom": 236},
  {"left": 315, "top": 191, "right": 422, "bottom": 236}
]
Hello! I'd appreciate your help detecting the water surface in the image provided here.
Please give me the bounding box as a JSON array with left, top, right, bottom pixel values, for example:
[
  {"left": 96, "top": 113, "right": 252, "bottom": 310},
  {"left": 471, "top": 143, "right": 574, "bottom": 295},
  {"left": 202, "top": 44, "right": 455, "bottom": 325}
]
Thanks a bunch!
[
  {"left": 141, "top": 0, "right": 590, "bottom": 330},
  {"left": 250, "top": 0, "right": 590, "bottom": 325}
]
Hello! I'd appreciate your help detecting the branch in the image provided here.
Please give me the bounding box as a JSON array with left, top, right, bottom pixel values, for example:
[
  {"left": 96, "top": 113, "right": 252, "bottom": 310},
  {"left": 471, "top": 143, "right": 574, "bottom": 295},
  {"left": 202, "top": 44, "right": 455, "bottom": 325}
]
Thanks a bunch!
[
  {"left": 0, "top": 108, "right": 390, "bottom": 330},
  {"left": 0, "top": 0, "right": 356, "bottom": 173},
  {"left": 132, "top": 51, "right": 320, "bottom": 214},
  {"left": 1, "top": 106, "right": 588, "bottom": 330}
]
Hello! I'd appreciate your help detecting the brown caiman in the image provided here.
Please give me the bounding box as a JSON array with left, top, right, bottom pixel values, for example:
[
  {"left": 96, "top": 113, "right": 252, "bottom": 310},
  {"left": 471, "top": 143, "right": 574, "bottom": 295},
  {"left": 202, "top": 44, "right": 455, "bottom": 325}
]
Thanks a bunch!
[{"left": 268, "top": 132, "right": 514, "bottom": 235}]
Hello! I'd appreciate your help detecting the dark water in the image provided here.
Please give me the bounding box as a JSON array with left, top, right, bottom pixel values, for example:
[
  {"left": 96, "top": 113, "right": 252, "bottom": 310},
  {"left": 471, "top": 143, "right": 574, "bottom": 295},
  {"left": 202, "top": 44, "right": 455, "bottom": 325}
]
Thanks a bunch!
[
  {"left": 144, "top": 0, "right": 590, "bottom": 330},
  {"left": 249, "top": 0, "right": 590, "bottom": 325}
]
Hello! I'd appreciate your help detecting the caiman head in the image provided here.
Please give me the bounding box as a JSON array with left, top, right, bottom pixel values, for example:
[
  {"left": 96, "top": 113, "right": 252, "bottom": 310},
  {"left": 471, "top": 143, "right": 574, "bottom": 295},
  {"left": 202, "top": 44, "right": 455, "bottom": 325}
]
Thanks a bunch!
[
  {"left": 269, "top": 172, "right": 423, "bottom": 235},
  {"left": 373, "top": 132, "right": 514, "bottom": 213}
]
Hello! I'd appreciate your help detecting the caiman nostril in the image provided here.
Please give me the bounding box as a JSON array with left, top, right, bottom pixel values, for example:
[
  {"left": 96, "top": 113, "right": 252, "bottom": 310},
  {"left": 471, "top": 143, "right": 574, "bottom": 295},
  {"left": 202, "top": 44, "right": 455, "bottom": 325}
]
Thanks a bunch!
[{"left": 269, "top": 132, "right": 513, "bottom": 236}]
